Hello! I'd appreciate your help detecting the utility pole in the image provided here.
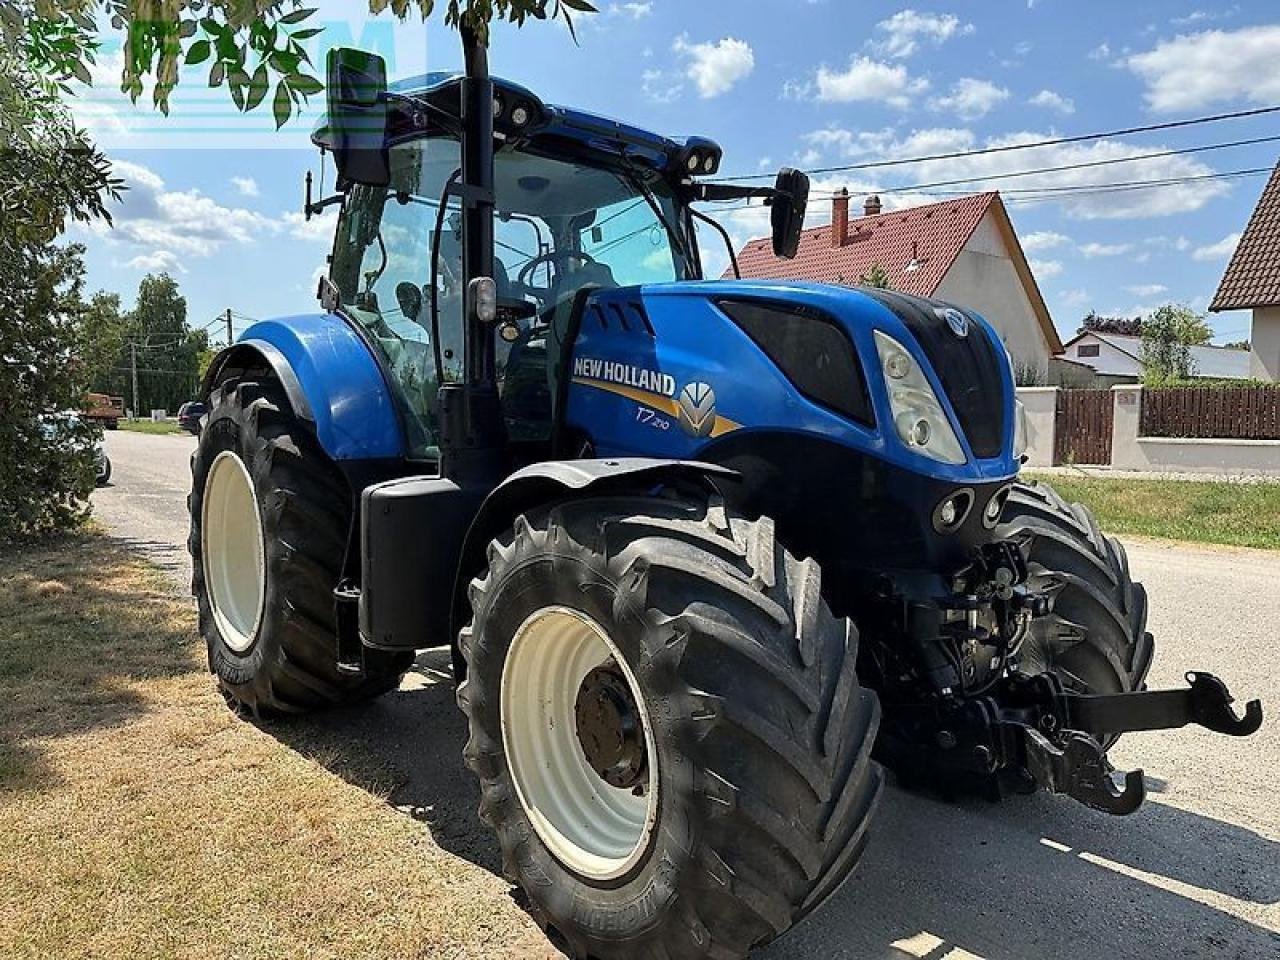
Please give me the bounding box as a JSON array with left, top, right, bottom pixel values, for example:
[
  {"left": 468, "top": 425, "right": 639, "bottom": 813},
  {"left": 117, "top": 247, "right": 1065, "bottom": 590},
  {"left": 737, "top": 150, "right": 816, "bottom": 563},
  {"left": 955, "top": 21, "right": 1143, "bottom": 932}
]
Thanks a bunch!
[
  {"left": 225, "top": 308, "right": 234, "bottom": 346},
  {"left": 130, "top": 341, "right": 140, "bottom": 421}
]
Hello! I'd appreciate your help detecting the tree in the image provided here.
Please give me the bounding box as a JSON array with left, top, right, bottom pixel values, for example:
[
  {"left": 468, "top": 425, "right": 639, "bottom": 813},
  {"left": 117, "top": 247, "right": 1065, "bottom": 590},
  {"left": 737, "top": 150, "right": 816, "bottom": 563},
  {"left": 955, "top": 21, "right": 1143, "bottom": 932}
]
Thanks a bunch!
[
  {"left": 4, "top": 1, "right": 596, "bottom": 130},
  {"left": 1140, "top": 304, "right": 1211, "bottom": 385},
  {"left": 1079, "top": 312, "right": 1143, "bottom": 337},
  {"left": 1, "top": 39, "right": 121, "bottom": 539},
  {"left": 1221, "top": 339, "right": 1251, "bottom": 351},
  {"left": 96, "top": 274, "right": 208, "bottom": 414},
  {"left": 857, "top": 263, "right": 892, "bottom": 289}
]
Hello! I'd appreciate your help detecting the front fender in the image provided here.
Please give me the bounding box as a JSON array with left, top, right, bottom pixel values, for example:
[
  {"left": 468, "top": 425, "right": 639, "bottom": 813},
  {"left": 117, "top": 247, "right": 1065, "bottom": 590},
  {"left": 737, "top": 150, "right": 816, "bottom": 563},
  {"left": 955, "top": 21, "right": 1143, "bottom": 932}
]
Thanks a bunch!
[
  {"left": 449, "top": 457, "right": 737, "bottom": 676},
  {"left": 203, "top": 313, "right": 403, "bottom": 462}
]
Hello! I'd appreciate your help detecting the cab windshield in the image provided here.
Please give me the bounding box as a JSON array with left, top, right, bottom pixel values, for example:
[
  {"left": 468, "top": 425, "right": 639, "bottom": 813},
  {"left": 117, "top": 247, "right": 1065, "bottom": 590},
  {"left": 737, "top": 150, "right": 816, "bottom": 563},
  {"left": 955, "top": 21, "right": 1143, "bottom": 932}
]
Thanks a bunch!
[{"left": 329, "top": 136, "right": 696, "bottom": 459}]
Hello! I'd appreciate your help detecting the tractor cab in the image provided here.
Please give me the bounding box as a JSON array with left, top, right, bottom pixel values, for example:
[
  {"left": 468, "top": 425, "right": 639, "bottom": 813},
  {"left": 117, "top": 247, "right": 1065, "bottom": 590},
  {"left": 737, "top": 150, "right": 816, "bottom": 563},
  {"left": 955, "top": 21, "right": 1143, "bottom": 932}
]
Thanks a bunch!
[{"left": 310, "top": 66, "right": 803, "bottom": 466}]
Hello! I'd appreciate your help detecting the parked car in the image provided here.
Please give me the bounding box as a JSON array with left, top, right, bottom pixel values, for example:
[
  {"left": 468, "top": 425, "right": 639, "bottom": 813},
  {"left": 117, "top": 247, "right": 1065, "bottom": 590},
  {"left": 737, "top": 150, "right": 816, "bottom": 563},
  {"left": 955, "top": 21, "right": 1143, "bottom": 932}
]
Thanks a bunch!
[
  {"left": 178, "top": 401, "right": 207, "bottom": 435},
  {"left": 38, "top": 412, "right": 111, "bottom": 486},
  {"left": 83, "top": 392, "right": 125, "bottom": 430}
]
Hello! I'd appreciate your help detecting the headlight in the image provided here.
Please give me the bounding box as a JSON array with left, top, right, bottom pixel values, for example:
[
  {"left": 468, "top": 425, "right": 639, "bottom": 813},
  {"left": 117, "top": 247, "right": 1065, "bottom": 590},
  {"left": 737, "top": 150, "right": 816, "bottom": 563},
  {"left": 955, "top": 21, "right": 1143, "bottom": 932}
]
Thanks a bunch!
[
  {"left": 1013, "top": 399, "right": 1029, "bottom": 459},
  {"left": 873, "top": 330, "right": 967, "bottom": 465}
]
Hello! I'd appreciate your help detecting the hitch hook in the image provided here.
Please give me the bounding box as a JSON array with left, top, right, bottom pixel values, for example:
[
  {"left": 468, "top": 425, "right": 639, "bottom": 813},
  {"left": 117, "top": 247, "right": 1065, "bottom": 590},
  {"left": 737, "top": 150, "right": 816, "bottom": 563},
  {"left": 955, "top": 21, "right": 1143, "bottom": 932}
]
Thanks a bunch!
[
  {"left": 1021, "top": 728, "right": 1146, "bottom": 816},
  {"left": 1186, "top": 672, "right": 1264, "bottom": 736}
]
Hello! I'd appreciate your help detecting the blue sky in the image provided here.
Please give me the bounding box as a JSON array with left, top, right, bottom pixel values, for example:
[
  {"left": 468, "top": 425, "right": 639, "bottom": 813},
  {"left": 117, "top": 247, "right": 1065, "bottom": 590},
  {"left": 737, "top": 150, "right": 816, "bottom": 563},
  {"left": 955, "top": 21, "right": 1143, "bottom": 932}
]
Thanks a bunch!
[{"left": 67, "top": 1, "right": 1280, "bottom": 348}]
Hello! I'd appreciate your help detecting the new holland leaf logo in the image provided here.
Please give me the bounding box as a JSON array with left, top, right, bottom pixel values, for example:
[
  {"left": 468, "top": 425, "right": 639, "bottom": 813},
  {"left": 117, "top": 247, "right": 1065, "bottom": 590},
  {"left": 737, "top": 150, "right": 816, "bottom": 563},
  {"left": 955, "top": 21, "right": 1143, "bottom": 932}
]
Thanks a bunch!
[{"left": 677, "top": 382, "right": 717, "bottom": 438}]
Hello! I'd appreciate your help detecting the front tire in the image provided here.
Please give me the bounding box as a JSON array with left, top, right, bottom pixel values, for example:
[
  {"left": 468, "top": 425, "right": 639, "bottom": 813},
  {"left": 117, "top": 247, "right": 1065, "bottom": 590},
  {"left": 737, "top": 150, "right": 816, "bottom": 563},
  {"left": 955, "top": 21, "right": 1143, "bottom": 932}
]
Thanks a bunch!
[
  {"left": 458, "top": 493, "right": 882, "bottom": 959},
  {"left": 188, "top": 376, "right": 411, "bottom": 714},
  {"left": 998, "top": 480, "right": 1154, "bottom": 721}
]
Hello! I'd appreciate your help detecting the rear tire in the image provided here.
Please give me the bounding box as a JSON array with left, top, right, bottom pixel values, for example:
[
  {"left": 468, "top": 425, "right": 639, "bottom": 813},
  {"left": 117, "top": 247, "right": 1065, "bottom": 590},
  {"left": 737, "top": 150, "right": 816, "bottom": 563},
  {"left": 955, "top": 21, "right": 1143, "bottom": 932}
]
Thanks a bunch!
[
  {"left": 998, "top": 480, "right": 1154, "bottom": 728},
  {"left": 188, "top": 376, "right": 411, "bottom": 714},
  {"left": 458, "top": 493, "right": 882, "bottom": 960}
]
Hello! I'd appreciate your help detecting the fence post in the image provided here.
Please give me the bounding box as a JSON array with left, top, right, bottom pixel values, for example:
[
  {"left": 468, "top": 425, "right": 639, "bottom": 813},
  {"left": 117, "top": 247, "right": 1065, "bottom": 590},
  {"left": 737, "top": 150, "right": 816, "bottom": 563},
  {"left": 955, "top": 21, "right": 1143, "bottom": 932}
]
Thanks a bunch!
[
  {"left": 1015, "top": 387, "right": 1057, "bottom": 466},
  {"left": 1110, "top": 384, "right": 1143, "bottom": 469}
]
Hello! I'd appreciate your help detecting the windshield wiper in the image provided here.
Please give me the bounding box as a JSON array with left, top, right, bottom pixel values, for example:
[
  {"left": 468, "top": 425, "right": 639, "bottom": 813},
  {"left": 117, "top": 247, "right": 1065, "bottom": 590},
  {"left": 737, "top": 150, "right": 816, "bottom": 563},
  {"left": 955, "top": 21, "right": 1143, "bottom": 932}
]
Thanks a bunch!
[{"left": 619, "top": 166, "right": 695, "bottom": 279}]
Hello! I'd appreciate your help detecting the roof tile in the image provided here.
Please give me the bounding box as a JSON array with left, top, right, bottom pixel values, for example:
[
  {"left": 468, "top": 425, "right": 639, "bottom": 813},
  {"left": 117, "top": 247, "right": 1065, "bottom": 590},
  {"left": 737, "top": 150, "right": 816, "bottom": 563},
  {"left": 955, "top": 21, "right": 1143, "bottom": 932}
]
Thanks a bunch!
[
  {"left": 1211, "top": 160, "right": 1280, "bottom": 311},
  {"left": 729, "top": 192, "right": 998, "bottom": 296}
]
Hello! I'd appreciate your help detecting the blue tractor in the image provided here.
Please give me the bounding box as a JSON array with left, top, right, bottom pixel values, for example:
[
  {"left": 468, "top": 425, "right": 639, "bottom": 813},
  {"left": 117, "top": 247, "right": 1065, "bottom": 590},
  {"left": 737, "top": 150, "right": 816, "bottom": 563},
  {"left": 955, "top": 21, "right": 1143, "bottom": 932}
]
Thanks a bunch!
[{"left": 190, "top": 34, "right": 1261, "bottom": 960}]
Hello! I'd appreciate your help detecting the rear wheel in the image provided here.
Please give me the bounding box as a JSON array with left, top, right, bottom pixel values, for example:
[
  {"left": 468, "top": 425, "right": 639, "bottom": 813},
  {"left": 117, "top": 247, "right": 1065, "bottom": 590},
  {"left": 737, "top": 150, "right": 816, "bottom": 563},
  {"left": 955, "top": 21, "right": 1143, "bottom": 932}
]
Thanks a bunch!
[
  {"left": 458, "top": 493, "right": 883, "bottom": 960},
  {"left": 998, "top": 480, "right": 1154, "bottom": 727},
  {"left": 188, "top": 376, "right": 411, "bottom": 714}
]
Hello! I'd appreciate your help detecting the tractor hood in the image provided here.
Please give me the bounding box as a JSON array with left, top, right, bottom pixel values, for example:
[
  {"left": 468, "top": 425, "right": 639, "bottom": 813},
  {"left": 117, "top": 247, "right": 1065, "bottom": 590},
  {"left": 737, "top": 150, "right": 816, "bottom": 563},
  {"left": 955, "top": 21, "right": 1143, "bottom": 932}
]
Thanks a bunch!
[{"left": 571, "top": 279, "right": 1020, "bottom": 484}]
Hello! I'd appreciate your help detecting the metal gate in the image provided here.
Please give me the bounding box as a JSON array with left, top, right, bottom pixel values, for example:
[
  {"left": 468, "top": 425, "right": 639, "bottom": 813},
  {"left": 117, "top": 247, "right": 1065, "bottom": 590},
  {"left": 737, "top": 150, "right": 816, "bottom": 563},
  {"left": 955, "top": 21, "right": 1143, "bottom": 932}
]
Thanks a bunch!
[{"left": 1054, "top": 389, "right": 1113, "bottom": 465}]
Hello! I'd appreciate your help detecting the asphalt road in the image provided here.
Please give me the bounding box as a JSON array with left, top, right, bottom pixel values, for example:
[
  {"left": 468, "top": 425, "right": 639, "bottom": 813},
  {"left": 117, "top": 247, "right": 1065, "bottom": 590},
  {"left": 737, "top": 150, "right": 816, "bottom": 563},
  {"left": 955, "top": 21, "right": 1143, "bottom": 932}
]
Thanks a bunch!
[{"left": 93, "top": 432, "right": 1280, "bottom": 960}]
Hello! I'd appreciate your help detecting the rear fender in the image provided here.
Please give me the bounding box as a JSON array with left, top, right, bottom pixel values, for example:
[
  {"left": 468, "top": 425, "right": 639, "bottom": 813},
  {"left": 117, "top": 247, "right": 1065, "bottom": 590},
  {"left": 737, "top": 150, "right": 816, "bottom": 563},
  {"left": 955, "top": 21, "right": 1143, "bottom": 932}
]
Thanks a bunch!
[
  {"left": 449, "top": 457, "right": 737, "bottom": 677},
  {"left": 202, "top": 314, "right": 403, "bottom": 462}
]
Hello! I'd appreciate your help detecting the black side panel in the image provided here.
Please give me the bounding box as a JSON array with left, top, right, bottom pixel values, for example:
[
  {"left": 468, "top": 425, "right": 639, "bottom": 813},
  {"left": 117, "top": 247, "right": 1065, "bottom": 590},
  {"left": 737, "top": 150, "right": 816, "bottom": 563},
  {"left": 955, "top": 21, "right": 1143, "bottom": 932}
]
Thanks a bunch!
[
  {"left": 718, "top": 298, "right": 874, "bottom": 427},
  {"left": 861, "top": 289, "right": 1006, "bottom": 458}
]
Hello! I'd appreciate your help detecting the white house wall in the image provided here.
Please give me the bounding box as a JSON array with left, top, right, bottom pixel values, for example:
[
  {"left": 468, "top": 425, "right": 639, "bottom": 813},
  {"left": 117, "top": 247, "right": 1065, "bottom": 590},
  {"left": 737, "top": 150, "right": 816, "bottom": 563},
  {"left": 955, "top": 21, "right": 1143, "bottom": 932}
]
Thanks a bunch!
[
  {"left": 1252, "top": 305, "right": 1280, "bottom": 381},
  {"left": 1064, "top": 334, "right": 1143, "bottom": 377},
  {"left": 934, "top": 212, "right": 1053, "bottom": 377}
]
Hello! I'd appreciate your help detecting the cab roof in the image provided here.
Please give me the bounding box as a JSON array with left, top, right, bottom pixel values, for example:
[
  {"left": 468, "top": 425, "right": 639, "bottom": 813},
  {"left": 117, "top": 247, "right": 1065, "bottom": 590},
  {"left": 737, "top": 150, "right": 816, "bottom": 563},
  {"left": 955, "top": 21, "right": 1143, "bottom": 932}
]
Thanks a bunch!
[{"left": 314, "top": 71, "right": 720, "bottom": 177}]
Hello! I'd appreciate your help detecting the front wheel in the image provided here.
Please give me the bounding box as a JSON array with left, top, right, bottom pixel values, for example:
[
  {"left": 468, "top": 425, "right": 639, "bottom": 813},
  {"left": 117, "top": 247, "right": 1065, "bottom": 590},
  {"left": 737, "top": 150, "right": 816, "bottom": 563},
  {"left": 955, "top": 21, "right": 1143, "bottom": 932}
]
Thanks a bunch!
[
  {"left": 188, "top": 376, "right": 411, "bottom": 714},
  {"left": 457, "top": 493, "right": 883, "bottom": 960},
  {"left": 998, "top": 480, "right": 1155, "bottom": 731}
]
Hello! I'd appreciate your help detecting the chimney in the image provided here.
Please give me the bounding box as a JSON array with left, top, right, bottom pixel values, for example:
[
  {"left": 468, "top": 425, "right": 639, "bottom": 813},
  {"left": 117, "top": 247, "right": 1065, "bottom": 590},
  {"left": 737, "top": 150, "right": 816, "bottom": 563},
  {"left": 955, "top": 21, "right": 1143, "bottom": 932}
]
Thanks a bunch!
[
  {"left": 864, "top": 194, "right": 882, "bottom": 216},
  {"left": 831, "top": 187, "right": 849, "bottom": 248}
]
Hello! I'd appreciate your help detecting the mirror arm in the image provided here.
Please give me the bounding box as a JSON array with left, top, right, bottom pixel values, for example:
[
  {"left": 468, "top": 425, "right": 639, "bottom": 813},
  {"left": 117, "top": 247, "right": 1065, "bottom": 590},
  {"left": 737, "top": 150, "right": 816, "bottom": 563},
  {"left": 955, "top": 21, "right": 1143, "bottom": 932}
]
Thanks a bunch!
[{"left": 689, "top": 182, "right": 777, "bottom": 204}]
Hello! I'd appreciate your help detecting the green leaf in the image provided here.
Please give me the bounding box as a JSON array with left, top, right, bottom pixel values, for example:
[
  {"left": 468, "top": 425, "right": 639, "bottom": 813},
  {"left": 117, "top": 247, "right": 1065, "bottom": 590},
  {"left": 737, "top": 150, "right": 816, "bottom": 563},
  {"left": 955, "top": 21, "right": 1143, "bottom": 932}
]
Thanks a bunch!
[
  {"left": 185, "top": 39, "right": 212, "bottom": 66},
  {"left": 273, "top": 79, "right": 293, "bottom": 129},
  {"left": 289, "top": 73, "right": 323, "bottom": 96},
  {"left": 292, "top": 28, "right": 323, "bottom": 40},
  {"left": 559, "top": 0, "right": 597, "bottom": 11},
  {"left": 208, "top": 61, "right": 225, "bottom": 87},
  {"left": 246, "top": 64, "right": 270, "bottom": 110},
  {"left": 269, "top": 49, "right": 301, "bottom": 74},
  {"left": 279, "top": 7, "right": 317, "bottom": 24}
]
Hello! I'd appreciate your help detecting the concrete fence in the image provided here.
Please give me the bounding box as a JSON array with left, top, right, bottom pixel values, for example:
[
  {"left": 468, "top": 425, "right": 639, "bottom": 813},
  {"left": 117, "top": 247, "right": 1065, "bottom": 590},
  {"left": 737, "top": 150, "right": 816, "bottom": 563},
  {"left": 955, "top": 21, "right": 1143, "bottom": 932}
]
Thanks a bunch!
[{"left": 1014, "top": 386, "right": 1280, "bottom": 476}]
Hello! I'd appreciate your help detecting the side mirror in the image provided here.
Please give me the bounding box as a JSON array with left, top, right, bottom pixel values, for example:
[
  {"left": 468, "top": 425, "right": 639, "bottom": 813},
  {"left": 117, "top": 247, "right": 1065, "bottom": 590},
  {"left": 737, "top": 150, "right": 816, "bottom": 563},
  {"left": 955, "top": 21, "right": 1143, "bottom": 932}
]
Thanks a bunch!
[
  {"left": 326, "top": 47, "right": 390, "bottom": 188},
  {"left": 395, "top": 281, "right": 423, "bottom": 322},
  {"left": 770, "top": 167, "right": 810, "bottom": 260}
]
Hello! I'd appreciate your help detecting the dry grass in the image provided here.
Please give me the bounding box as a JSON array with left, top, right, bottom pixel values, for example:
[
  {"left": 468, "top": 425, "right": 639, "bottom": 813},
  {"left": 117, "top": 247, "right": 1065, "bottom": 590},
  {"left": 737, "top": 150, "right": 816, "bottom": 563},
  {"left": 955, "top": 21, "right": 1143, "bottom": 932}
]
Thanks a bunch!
[{"left": 0, "top": 534, "right": 552, "bottom": 960}]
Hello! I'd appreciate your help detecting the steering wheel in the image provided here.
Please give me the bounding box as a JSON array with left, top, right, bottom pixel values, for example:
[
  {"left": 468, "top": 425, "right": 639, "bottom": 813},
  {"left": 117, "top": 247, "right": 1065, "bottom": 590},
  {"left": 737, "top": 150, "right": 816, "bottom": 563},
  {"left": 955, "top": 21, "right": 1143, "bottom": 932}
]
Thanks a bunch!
[{"left": 517, "top": 249, "right": 600, "bottom": 289}]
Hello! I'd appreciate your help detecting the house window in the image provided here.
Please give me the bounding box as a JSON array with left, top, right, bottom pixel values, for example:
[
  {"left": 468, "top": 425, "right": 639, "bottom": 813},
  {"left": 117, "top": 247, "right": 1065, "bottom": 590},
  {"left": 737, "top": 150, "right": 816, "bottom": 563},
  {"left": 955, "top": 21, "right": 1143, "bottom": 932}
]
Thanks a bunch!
[{"left": 1077, "top": 344, "right": 1101, "bottom": 357}]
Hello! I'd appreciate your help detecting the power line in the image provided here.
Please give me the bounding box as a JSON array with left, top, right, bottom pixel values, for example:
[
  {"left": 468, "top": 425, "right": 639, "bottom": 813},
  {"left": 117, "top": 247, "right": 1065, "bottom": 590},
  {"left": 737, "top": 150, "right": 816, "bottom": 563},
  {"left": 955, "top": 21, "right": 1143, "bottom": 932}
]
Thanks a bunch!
[{"left": 713, "top": 104, "right": 1280, "bottom": 182}]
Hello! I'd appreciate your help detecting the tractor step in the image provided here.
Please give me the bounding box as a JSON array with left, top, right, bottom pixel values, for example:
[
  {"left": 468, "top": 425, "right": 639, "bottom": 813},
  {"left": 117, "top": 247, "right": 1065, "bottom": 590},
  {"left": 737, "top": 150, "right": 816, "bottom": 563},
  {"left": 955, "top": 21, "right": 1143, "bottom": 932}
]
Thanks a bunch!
[{"left": 333, "top": 580, "right": 365, "bottom": 676}]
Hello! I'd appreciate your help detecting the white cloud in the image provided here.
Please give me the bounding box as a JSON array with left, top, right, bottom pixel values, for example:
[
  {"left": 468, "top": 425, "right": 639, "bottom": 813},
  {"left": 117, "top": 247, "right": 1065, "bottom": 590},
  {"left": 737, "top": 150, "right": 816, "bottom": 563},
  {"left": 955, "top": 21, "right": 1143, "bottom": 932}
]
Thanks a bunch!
[
  {"left": 1087, "top": 42, "right": 1111, "bottom": 61},
  {"left": 1061, "top": 288, "right": 1090, "bottom": 307},
  {"left": 1022, "top": 230, "right": 1071, "bottom": 252},
  {"left": 1127, "top": 26, "right": 1280, "bottom": 112},
  {"left": 929, "top": 78, "right": 1009, "bottom": 120},
  {"left": 642, "top": 68, "right": 684, "bottom": 104},
  {"left": 1079, "top": 242, "right": 1133, "bottom": 257},
  {"left": 125, "top": 251, "right": 186, "bottom": 274},
  {"left": 1029, "top": 259, "right": 1064, "bottom": 279},
  {"left": 231, "top": 176, "right": 259, "bottom": 198},
  {"left": 101, "top": 160, "right": 282, "bottom": 259},
  {"left": 612, "top": 2, "right": 652, "bottom": 19},
  {"left": 280, "top": 209, "right": 338, "bottom": 244},
  {"left": 1126, "top": 283, "right": 1168, "bottom": 296},
  {"left": 875, "top": 10, "right": 973, "bottom": 59},
  {"left": 673, "top": 35, "right": 755, "bottom": 99},
  {"left": 1028, "top": 89, "right": 1075, "bottom": 114},
  {"left": 812, "top": 57, "right": 929, "bottom": 107},
  {"left": 1192, "top": 232, "right": 1241, "bottom": 261}
]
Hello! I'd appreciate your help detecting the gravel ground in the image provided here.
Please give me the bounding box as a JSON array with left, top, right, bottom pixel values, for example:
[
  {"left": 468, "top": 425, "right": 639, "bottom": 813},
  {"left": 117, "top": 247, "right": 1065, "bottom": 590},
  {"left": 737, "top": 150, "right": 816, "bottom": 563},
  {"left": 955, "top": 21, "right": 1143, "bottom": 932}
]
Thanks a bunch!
[{"left": 92, "top": 432, "right": 1280, "bottom": 960}]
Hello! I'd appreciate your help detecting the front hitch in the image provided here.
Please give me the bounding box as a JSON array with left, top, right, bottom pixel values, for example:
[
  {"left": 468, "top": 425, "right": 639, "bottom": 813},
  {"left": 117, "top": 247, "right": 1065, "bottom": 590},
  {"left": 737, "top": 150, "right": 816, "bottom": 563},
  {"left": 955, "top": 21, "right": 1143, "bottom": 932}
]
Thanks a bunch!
[{"left": 1013, "top": 671, "right": 1262, "bottom": 814}]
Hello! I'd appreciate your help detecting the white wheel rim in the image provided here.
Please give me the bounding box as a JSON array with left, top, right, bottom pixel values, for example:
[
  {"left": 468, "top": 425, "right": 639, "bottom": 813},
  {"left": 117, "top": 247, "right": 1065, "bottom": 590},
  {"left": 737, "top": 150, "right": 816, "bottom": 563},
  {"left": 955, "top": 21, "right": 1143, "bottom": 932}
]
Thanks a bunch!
[
  {"left": 201, "top": 450, "right": 266, "bottom": 654},
  {"left": 500, "top": 606, "right": 659, "bottom": 881}
]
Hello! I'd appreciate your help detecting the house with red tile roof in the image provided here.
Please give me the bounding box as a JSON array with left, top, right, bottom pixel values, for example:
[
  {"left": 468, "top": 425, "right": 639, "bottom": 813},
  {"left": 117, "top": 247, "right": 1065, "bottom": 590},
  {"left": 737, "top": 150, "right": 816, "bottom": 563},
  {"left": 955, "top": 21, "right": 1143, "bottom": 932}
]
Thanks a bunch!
[
  {"left": 731, "top": 190, "right": 1064, "bottom": 378},
  {"left": 1210, "top": 160, "right": 1280, "bottom": 381}
]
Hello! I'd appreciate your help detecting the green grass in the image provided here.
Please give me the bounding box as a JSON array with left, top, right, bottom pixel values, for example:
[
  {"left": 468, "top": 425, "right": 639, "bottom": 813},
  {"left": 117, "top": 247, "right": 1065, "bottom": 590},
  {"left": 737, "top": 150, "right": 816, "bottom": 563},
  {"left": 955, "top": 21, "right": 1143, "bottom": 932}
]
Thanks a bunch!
[
  {"left": 117, "top": 419, "right": 183, "bottom": 436},
  {"left": 1026, "top": 473, "right": 1280, "bottom": 550}
]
